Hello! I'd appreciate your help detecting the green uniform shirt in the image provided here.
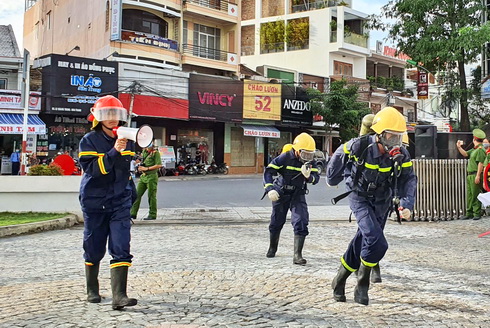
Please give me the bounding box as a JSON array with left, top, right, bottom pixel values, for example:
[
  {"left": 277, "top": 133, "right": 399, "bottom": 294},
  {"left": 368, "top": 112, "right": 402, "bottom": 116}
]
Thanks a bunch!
[
  {"left": 467, "top": 146, "right": 485, "bottom": 173},
  {"left": 141, "top": 148, "right": 162, "bottom": 176}
]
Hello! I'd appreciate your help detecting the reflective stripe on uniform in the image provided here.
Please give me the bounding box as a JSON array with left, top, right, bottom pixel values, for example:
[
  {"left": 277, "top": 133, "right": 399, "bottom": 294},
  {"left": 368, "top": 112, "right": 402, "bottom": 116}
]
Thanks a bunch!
[
  {"left": 364, "top": 163, "right": 392, "bottom": 172},
  {"left": 120, "top": 150, "right": 135, "bottom": 156},
  {"left": 79, "top": 151, "right": 98, "bottom": 157},
  {"left": 110, "top": 262, "right": 132, "bottom": 268},
  {"left": 402, "top": 161, "right": 413, "bottom": 168},
  {"left": 361, "top": 257, "right": 377, "bottom": 267},
  {"left": 341, "top": 256, "right": 356, "bottom": 272},
  {"left": 97, "top": 154, "right": 108, "bottom": 175},
  {"left": 267, "top": 163, "right": 283, "bottom": 170},
  {"left": 264, "top": 183, "right": 273, "bottom": 189}
]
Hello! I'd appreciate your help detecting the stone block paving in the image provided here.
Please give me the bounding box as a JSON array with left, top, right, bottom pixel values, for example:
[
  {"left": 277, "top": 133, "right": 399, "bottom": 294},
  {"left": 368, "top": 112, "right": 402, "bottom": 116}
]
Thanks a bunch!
[{"left": 0, "top": 211, "right": 489, "bottom": 327}]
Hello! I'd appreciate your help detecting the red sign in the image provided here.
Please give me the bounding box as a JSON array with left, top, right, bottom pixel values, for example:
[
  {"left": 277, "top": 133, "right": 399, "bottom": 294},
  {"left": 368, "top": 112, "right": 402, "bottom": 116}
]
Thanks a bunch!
[
  {"left": 383, "top": 46, "right": 411, "bottom": 61},
  {"left": 119, "top": 94, "right": 189, "bottom": 120}
]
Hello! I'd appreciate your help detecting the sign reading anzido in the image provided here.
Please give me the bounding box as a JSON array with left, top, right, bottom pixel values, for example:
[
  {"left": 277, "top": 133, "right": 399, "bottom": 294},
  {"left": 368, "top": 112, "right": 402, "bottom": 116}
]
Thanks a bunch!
[{"left": 243, "top": 80, "right": 281, "bottom": 120}]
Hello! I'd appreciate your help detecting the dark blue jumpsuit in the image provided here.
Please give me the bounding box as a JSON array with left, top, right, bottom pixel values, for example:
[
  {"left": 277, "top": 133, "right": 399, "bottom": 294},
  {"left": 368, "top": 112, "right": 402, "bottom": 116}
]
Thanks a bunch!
[
  {"left": 263, "top": 149, "right": 320, "bottom": 236},
  {"left": 79, "top": 130, "right": 136, "bottom": 268},
  {"left": 327, "top": 135, "right": 417, "bottom": 271}
]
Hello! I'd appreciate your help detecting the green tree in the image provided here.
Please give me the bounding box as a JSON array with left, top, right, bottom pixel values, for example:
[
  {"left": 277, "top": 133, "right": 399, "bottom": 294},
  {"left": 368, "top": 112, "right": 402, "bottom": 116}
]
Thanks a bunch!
[
  {"left": 369, "top": 0, "right": 490, "bottom": 131},
  {"left": 308, "top": 79, "right": 370, "bottom": 142}
]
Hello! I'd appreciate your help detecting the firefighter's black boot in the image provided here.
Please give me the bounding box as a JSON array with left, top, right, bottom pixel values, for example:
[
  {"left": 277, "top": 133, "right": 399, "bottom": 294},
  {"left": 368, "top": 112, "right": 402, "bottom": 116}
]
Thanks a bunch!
[
  {"left": 354, "top": 263, "right": 371, "bottom": 305},
  {"left": 266, "top": 231, "right": 281, "bottom": 258},
  {"left": 85, "top": 263, "right": 101, "bottom": 303},
  {"left": 111, "top": 266, "right": 138, "bottom": 310},
  {"left": 331, "top": 263, "right": 352, "bottom": 302},
  {"left": 293, "top": 235, "right": 307, "bottom": 265},
  {"left": 371, "top": 263, "right": 382, "bottom": 283}
]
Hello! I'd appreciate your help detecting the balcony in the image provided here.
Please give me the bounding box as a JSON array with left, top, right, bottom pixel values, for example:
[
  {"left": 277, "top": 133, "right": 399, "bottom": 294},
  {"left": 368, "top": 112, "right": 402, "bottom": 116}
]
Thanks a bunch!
[
  {"left": 183, "top": 44, "right": 236, "bottom": 62},
  {"left": 184, "top": 0, "right": 238, "bottom": 23},
  {"left": 292, "top": 0, "right": 341, "bottom": 13},
  {"left": 344, "top": 32, "right": 368, "bottom": 48}
]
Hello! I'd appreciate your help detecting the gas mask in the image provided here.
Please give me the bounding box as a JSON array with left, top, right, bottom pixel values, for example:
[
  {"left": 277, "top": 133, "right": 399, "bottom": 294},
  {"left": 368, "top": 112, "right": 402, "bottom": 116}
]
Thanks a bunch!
[
  {"left": 379, "top": 131, "right": 404, "bottom": 163},
  {"left": 298, "top": 149, "right": 315, "bottom": 163}
]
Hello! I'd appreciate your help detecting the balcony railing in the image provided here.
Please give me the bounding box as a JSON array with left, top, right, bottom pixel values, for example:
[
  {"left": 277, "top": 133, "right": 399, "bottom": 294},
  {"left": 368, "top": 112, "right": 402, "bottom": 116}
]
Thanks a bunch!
[
  {"left": 185, "top": 0, "right": 236, "bottom": 14},
  {"left": 121, "top": 30, "right": 179, "bottom": 51},
  {"left": 287, "top": 40, "right": 309, "bottom": 51},
  {"left": 292, "top": 0, "right": 339, "bottom": 13},
  {"left": 182, "top": 43, "right": 235, "bottom": 62},
  {"left": 344, "top": 32, "right": 368, "bottom": 48},
  {"left": 241, "top": 46, "right": 254, "bottom": 56},
  {"left": 260, "top": 42, "right": 285, "bottom": 54}
]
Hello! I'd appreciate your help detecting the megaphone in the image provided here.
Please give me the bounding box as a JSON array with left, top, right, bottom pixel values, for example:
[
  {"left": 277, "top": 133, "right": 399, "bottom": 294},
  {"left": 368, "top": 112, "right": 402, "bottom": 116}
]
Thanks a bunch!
[{"left": 113, "top": 125, "right": 153, "bottom": 148}]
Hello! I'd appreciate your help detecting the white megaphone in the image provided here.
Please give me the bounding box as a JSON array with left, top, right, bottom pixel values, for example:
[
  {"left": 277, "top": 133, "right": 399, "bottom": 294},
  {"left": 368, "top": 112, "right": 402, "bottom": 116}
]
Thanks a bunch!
[{"left": 112, "top": 125, "right": 153, "bottom": 148}]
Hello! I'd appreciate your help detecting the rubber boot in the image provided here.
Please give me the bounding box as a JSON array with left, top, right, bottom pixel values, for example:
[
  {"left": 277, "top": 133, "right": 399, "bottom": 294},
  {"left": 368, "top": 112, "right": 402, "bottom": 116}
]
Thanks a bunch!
[
  {"left": 354, "top": 263, "right": 371, "bottom": 305},
  {"left": 331, "top": 264, "right": 352, "bottom": 302},
  {"left": 111, "top": 266, "right": 138, "bottom": 310},
  {"left": 371, "top": 263, "right": 382, "bottom": 283},
  {"left": 85, "top": 263, "right": 101, "bottom": 303},
  {"left": 266, "top": 231, "right": 281, "bottom": 258},
  {"left": 293, "top": 235, "right": 307, "bottom": 265}
]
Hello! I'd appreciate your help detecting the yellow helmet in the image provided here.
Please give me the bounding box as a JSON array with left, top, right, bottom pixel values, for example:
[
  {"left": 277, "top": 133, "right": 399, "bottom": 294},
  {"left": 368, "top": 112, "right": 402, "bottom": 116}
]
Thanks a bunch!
[
  {"left": 371, "top": 107, "right": 407, "bottom": 134},
  {"left": 281, "top": 143, "right": 294, "bottom": 154},
  {"left": 292, "top": 133, "right": 316, "bottom": 151}
]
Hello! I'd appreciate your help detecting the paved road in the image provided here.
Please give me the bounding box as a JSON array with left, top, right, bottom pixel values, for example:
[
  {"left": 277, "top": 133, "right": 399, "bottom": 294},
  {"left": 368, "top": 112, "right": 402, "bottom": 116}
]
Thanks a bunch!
[
  {"left": 145, "top": 174, "right": 349, "bottom": 208},
  {"left": 1, "top": 215, "right": 489, "bottom": 327}
]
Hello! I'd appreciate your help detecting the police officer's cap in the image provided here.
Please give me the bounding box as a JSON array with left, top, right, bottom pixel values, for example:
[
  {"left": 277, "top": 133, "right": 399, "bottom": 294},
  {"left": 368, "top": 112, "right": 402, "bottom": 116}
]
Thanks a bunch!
[{"left": 473, "top": 128, "right": 486, "bottom": 140}]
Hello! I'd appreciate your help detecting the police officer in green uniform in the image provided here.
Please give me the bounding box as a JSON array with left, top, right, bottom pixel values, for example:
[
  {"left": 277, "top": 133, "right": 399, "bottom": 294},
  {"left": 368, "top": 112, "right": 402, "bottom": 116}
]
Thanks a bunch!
[
  {"left": 130, "top": 142, "right": 162, "bottom": 220},
  {"left": 457, "top": 129, "right": 486, "bottom": 220}
]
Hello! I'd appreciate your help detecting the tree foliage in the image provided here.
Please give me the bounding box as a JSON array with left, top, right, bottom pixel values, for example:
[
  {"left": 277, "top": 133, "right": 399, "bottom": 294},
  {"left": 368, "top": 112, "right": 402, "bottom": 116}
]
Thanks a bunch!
[
  {"left": 308, "top": 79, "right": 370, "bottom": 142},
  {"left": 368, "top": 0, "right": 490, "bottom": 131}
]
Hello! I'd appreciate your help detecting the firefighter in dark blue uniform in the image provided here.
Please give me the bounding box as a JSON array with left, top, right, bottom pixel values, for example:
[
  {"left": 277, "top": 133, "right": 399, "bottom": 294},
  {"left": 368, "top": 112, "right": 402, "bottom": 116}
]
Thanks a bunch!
[
  {"left": 79, "top": 95, "right": 138, "bottom": 310},
  {"left": 263, "top": 133, "right": 320, "bottom": 265},
  {"left": 327, "top": 107, "right": 417, "bottom": 305}
]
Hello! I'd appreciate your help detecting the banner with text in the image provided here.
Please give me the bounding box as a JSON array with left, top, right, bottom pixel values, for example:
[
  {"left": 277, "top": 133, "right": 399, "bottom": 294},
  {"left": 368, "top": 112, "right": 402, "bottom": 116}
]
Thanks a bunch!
[
  {"left": 243, "top": 81, "right": 281, "bottom": 120},
  {"left": 281, "top": 86, "right": 312, "bottom": 126}
]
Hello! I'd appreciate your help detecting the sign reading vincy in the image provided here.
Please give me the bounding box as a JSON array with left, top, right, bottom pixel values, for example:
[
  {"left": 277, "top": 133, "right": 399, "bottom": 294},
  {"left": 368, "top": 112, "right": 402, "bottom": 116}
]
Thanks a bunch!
[
  {"left": 41, "top": 54, "right": 118, "bottom": 116},
  {"left": 189, "top": 74, "right": 243, "bottom": 122}
]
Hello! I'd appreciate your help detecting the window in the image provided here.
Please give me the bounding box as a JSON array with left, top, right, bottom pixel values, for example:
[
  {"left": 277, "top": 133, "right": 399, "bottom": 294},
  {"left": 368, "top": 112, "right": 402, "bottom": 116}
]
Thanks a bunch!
[
  {"left": 122, "top": 9, "right": 168, "bottom": 37},
  {"left": 334, "top": 61, "right": 353, "bottom": 76},
  {"left": 47, "top": 11, "right": 51, "bottom": 30},
  {"left": 193, "top": 23, "right": 221, "bottom": 60},
  {"left": 0, "top": 79, "right": 6, "bottom": 89}
]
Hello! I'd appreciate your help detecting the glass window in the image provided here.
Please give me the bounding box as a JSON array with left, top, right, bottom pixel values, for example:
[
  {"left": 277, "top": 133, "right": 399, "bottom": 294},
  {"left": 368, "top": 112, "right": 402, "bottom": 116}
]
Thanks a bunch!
[
  {"left": 122, "top": 9, "right": 168, "bottom": 37},
  {"left": 0, "top": 79, "right": 6, "bottom": 89},
  {"left": 193, "top": 23, "right": 221, "bottom": 60},
  {"left": 334, "top": 61, "right": 353, "bottom": 76},
  {"left": 176, "top": 129, "right": 214, "bottom": 164}
]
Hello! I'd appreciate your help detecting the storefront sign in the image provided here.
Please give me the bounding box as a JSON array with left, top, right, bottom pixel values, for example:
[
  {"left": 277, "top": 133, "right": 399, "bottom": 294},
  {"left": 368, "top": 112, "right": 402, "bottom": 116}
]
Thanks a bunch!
[
  {"left": 243, "top": 81, "right": 281, "bottom": 121},
  {"left": 121, "top": 31, "right": 178, "bottom": 50},
  {"left": 417, "top": 70, "right": 429, "bottom": 99},
  {"left": 189, "top": 74, "right": 243, "bottom": 122},
  {"left": 242, "top": 125, "right": 280, "bottom": 138},
  {"left": 119, "top": 94, "right": 189, "bottom": 120},
  {"left": 110, "top": 0, "right": 122, "bottom": 40},
  {"left": 42, "top": 54, "right": 118, "bottom": 116},
  {"left": 281, "top": 86, "right": 312, "bottom": 126},
  {"left": 0, "top": 125, "right": 45, "bottom": 134},
  {"left": 0, "top": 90, "right": 41, "bottom": 111}
]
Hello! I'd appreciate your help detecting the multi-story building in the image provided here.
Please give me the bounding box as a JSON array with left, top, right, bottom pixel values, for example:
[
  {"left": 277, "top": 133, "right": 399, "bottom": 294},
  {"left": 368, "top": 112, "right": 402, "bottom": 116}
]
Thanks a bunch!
[
  {"left": 240, "top": 0, "right": 371, "bottom": 155},
  {"left": 481, "top": 0, "right": 490, "bottom": 100},
  {"left": 0, "top": 24, "right": 46, "bottom": 174},
  {"left": 23, "top": 0, "right": 241, "bottom": 169}
]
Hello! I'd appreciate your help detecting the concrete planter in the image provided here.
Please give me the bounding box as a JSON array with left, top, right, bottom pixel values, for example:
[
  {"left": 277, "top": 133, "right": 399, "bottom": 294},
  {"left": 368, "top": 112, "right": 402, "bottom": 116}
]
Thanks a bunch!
[{"left": 0, "top": 176, "right": 82, "bottom": 213}]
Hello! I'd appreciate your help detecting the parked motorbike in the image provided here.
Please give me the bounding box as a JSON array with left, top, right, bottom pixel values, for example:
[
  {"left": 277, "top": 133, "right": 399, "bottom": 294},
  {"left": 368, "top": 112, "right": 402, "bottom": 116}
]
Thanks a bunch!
[{"left": 217, "top": 162, "right": 229, "bottom": 175}]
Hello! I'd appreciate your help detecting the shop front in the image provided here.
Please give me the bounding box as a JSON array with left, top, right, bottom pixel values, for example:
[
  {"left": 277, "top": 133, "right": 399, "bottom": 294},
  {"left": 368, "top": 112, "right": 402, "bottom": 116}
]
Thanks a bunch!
[{"left": 0, "top": 90, "right": 46, "bottom": 174}]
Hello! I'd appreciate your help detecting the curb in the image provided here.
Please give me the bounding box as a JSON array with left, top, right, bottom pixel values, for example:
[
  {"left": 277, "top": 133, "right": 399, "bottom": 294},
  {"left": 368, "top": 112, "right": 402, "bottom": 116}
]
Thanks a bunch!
[{"left": 0, "top": 214, "right": 81, "bottom": 238}]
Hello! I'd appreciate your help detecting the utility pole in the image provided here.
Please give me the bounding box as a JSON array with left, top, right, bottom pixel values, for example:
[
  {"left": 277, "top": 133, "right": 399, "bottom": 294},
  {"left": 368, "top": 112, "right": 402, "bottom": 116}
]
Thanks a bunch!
[
  {"left": 20, "top": 49, "right": 30, "bottom": 176},
  {"left": 127, "top": 81, "right": 141, "bottom": 127}
]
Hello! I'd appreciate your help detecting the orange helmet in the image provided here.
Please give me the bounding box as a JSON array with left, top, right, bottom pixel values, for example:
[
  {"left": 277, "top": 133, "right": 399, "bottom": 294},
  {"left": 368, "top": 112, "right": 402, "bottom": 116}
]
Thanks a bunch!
[{"left": 89, "top": 95, "right": 128, "bottom": 128}]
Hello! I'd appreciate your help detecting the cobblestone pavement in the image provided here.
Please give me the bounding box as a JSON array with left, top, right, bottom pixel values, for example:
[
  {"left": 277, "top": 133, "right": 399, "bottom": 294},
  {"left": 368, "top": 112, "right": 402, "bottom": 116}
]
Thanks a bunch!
[{"left": 1, "top": 211, "right": 489, "bottom": 327}]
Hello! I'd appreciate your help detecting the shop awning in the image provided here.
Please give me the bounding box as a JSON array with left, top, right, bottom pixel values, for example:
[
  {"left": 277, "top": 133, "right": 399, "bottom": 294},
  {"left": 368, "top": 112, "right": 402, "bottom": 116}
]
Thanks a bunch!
[
  {"left": 0, "top": 113, "right": 46, "bottom": 134},
  {"left": 241, "top": 124, "right": 280, "bottom": 138}
]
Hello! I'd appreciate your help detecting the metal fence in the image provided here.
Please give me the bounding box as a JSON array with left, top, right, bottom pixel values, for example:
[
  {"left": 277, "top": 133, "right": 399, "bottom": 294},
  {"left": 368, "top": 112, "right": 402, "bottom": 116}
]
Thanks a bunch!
[{"left": 412, "top": 159, "right": 467, "bottom": 221}]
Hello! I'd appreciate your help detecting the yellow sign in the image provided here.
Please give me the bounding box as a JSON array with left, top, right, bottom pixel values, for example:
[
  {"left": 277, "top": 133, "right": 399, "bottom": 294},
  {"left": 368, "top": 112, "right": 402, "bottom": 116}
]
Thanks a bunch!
[{"left": 243, "top": 81, "right": 281, "bottom": 120}]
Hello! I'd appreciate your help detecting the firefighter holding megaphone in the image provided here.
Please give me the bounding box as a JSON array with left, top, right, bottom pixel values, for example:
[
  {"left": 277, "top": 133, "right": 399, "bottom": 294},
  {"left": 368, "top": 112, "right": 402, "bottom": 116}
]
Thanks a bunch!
[{"left": 78, "top": 95, "right": 153, "bottom": 310}]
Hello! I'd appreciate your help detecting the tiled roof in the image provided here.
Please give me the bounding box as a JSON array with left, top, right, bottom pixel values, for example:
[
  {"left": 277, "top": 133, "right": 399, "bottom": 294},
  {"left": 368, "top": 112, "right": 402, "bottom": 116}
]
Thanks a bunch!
[{"left": 0, "top": 25, "right": 21, "bottom": 57}]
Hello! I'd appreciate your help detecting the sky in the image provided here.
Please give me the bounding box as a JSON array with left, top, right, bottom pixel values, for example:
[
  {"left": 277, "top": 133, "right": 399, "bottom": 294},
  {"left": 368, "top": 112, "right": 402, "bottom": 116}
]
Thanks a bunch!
[{"left": 0, "top": 0, "right": 391, "bottom": 52}]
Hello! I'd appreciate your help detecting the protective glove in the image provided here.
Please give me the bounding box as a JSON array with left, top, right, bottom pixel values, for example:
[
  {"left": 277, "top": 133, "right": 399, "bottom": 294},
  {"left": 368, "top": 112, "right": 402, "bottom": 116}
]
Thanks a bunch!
[
  {"left": 399, "top": 207, "right": 412, "bottom": 221},
  {"left": 268, "top": 190, "right": 280, "bottom": 202},
  {"left": 301, "top": 164, "right": 311, "bottom": 179}
]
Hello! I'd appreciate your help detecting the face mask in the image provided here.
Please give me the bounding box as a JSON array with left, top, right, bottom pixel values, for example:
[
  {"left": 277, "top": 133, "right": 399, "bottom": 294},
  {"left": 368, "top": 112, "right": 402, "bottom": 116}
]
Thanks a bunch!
[{"left": 484, "top": 143, "right": 490, "bottom": 150}]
